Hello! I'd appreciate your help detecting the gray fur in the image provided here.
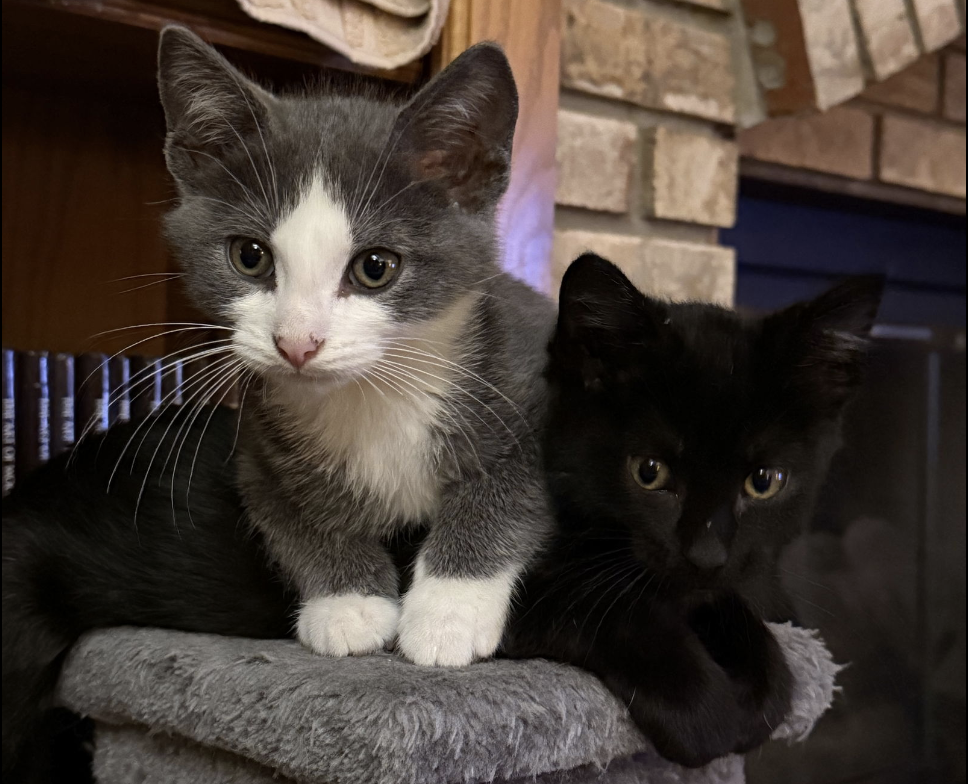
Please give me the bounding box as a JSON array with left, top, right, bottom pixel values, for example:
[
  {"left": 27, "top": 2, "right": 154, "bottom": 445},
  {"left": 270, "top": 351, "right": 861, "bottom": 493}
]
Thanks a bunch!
[
  {"left": 59, "top": 622, "right": 839, "bottom": 783},
  {"left": 157, "top": 28, "right": 555, "bottom": 616}
]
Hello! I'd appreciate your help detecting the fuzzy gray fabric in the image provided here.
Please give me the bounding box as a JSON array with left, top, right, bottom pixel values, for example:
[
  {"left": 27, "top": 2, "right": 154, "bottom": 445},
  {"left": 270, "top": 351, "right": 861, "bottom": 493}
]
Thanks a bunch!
[{"left": 58, "top": 622, "right": 840, "bottom": 784}]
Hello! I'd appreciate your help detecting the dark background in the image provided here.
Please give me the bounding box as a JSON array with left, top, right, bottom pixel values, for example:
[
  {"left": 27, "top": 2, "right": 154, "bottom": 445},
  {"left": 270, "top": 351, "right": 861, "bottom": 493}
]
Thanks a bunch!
[{"left": 723, "top": 182, "right": 966, "bottom": 784}]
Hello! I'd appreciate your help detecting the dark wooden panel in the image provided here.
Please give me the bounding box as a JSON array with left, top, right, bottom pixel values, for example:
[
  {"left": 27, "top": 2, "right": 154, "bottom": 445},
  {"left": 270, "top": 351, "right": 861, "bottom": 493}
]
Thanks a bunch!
[
  {"left": 7, "top": 0, "right": 422, "bottom": 83},
  {"left": 2, "top": 84, "right": 176, "bottom": 356},
  {"left": 434, "top": 0, "right": 561, "bottom": 294}
]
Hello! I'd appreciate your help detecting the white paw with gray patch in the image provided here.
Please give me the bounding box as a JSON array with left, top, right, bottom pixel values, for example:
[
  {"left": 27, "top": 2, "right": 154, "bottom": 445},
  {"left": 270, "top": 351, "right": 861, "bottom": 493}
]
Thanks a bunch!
[{"left": 297, "top": 594, "right": 399, "bottom": 656}]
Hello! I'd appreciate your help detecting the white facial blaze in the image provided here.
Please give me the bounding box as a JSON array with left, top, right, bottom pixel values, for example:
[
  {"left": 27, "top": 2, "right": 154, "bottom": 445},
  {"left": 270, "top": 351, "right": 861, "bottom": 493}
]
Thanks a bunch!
[
  {"left": 231, "top": 172, "right": 391, "bottom": 378},
  {"left": 270, "top": 175, "right": 352, "bottom": 348}
]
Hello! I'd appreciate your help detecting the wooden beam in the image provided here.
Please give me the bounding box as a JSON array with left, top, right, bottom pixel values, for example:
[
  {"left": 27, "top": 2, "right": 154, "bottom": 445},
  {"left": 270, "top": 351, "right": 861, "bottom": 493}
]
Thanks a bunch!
[{"left": 434, "top": 0, "right": 561, "bottom": 293}]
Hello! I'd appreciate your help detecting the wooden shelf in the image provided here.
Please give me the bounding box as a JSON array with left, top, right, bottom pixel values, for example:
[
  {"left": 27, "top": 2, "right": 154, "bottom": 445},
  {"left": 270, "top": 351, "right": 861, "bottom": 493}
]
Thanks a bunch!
[
  {"left": 2, "top": 0, "right": 424, "bottom": 356},
  {"left": 7, "top": 0, "right": 423, "bottom": 83}
]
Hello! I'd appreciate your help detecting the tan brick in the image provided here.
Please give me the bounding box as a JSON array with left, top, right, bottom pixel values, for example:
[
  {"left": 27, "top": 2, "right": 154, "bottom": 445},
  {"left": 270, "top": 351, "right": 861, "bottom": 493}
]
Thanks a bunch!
[
  {"left": 678, "top": 0, "right": 730, "bottom": 10},
  {"left": 551, "top": 229, "right": 644, "bottom": 295},
  {"left": 561, "top": 0, "right": 735, "bottom": 122},
  {"left": 910, "top": 0, "right": 963, "bottom": 52},
  {"left": 944, "top": 53, "right": 966, "bottom": 122},
  {"left": 880, "top": 114, "right": 967, "bottom": 196},
  {"left": 861, "top": 55, "right": 940, "bottom": 113},
  {"left": 640, "top": 239, "right": 735, "bottom": 305},
  {"left": 739, "top": 106, "right": 874, "bottom": 179},
  {"left": 555, "top": 110, "right": 638, "bottom": 213},
  {"left": 551, "top": 230, "right": 735, "bottom": 305},
  {"left": 853, "top": 0, "right": 920, "bottom": 81},
  {"left": 799, "top": 0, "right": 866, "bottom": 109},
  {"left": 645, "top": 127, "right": 738, "bottom": 227}
]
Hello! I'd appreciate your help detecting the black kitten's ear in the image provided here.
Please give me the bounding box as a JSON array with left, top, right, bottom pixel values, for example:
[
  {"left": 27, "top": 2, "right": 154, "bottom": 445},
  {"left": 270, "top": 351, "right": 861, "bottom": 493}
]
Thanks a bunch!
[
  {"left": 157, "top": 26, "right": 274, "bottom": 184},
  {"left": 801, "top": 275, "right": 884, "bottom": 338},
  {"left": 771, "top": 275, "right": 884, "bottom": 415},
  {"left": 552, "top": 254, "right": 662, "bottom": 387},
  {"left": 392, "top": 43, "right": 517, "bottom": 213}
]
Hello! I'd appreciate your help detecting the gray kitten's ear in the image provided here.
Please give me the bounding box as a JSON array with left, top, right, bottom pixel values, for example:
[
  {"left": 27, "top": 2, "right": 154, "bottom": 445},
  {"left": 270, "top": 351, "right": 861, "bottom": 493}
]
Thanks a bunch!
[
  {"left": 393, "top": 42, "right": 518, "bottom": 212},
  {"left": 157, "top": 26, "right": 273, "bottom": 181}
]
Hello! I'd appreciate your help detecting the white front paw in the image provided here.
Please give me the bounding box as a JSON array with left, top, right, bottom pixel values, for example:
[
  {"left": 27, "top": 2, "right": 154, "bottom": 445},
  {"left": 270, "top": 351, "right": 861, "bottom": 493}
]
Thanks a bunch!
[
  {"left": 397, "top": 565, "right": 516, "bottom": 667},
  {"left": 297, "top": 594, "right": 399, "bottom": 657}
]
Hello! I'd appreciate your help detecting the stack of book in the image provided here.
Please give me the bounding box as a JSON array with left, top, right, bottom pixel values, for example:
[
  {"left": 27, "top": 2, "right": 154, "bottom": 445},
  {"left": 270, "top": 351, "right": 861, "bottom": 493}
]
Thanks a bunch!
[{"left": 1, "top": 348, "right": 241, "bottom": 496}]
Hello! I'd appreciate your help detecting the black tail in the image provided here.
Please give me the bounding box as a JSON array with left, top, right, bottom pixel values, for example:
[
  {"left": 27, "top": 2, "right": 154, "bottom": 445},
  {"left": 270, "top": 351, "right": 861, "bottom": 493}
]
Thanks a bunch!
[{"left": 2, "top": 407, "right": 295, "bottom": 782}]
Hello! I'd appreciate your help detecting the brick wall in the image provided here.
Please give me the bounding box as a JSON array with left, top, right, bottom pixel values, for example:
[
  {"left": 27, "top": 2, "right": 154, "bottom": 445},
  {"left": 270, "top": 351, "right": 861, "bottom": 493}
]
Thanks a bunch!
[
  {"left": 552, "top": 0, "right": 740, "bottom": 305},
  {"left": 551, "top": 1, "right": 966, "bottom": 305},
  {"left": 741, "top": 36, "right": 967, "bottom": 199}
]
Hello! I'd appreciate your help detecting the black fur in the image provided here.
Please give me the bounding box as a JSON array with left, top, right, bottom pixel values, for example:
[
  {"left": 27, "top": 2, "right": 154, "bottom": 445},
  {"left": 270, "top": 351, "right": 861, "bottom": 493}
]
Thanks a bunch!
[
  {"left": 2, "top": 407, "right": 296, "bottom": 783},
  {"left": 503, "top": 255, "right": 883, "bottom": 767}
]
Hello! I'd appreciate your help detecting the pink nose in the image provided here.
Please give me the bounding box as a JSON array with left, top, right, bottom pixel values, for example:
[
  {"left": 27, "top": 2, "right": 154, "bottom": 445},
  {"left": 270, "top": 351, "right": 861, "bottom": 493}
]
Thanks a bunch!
[{"left": 275, "top": 336, "right": 322, "bottom": 369}]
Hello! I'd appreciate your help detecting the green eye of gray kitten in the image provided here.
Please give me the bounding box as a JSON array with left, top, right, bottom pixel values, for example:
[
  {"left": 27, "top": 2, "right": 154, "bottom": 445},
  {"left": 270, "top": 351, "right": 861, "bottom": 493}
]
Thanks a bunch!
[
  {"left": 744, "top": 468, "right": 787, "bottom": 499},
  {"left": 350, "top": 248, "right": 401, "bottom": 289},
  {"left": 631, "top": 457, "right": 672, "bottom": 491},
  {"left": 229, "top": 238, "right": 274, "bottom": 278}
]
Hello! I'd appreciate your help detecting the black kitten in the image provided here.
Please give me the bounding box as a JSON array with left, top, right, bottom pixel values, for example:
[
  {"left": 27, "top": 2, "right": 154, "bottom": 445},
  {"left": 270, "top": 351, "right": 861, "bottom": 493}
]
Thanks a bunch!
[
  {"left": 503, "top": 255, "right": 883, "bottom": 768},
  {"left": 2, "top": 408, "right": 296, "bottom": 783}
]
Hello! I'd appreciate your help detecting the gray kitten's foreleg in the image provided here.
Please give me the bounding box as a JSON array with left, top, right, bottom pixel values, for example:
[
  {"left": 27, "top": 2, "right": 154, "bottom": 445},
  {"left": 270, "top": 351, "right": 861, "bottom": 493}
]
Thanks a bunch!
[
  {"left": 397, "top": 457, "right": 551, "bottom": 666},
  {"left": 258, "top": 517, "right": 401, "bottom": 656}
]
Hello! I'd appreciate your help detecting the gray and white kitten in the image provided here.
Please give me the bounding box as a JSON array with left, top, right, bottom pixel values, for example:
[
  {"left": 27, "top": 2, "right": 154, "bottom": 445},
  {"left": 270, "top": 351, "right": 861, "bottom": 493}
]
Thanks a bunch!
[{"left": 158, "top": 28, "right": 555, "bottom": 666}]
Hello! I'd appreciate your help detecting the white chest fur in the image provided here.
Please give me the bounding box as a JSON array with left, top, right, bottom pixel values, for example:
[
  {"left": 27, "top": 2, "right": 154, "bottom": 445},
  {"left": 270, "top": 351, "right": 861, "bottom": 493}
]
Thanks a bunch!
[{"left": 276, "top": 369, "right": 448, "bottom": 522}]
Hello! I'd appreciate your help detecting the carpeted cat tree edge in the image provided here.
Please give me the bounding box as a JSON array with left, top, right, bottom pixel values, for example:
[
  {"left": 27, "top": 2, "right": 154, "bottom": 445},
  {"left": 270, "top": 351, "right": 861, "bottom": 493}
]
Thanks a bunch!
[{"left": 57, "top": 623, "right": 840, "bottom": 784}]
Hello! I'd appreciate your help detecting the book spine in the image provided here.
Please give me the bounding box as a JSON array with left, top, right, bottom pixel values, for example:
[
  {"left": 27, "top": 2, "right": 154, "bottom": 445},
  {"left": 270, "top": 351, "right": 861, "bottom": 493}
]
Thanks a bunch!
[
  {"left": 75, "top": 353, "right": 109, "bottom": 438},
  {"left": 109, "top": 355, "right": 131, "bottom": 426},
  {"left": 181, "top": 357, "right": 210, "bottom": 407},
  {"left": 129, "top": 356, "right": 162, "bottom": 421},
  {"left": 161, "top": 357, "right": 184, "bottom": 407},
  {"left": 2, "top": 349, "right": 15, "bottom": 495},
  {"left": 48, "top": 352, "right": 76, "bottom": 458},
  {"left": 15, "top": 350, "right": 50, "bottom": 476}
]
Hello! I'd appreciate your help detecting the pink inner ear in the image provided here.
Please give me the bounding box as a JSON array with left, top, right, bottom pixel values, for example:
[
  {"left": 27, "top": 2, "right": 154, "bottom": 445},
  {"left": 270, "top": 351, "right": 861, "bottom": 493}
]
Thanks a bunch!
[{"left": 414, "top": 149, "right": 450, "bottom": 180}]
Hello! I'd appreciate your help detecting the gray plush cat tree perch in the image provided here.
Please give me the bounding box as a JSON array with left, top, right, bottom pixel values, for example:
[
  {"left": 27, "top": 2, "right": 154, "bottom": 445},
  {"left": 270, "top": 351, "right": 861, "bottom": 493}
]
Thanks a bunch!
[{"left": 58, "top": 622, "right": 840, "bottom": 784}]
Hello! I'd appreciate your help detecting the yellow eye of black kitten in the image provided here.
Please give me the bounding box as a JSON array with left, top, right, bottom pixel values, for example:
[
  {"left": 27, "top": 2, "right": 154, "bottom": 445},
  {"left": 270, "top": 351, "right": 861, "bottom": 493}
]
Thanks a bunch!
[
  {"left": 744, "top": 468, "right": 787, "bottom": 499},
  {"left": 631, "top": 457, "right": 672, "bottom": 490}
]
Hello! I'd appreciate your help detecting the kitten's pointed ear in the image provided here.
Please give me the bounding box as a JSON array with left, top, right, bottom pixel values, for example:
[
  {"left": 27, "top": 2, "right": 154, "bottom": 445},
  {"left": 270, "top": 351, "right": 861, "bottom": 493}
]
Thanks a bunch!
[
  {"left": 551, "top": 254, "right": 662, "bottom": 386},
  {"left": 801, "top": 275, "right": 884, "bottom": 338},
  {"left": 157, "top": 26, "right": 273, "bottom": 184},
  {"left": 771, "top": 275, "right": 884, "bottom": 415},
  {"left": 392, "top": 43, "right": 517, "bottom": 213}
]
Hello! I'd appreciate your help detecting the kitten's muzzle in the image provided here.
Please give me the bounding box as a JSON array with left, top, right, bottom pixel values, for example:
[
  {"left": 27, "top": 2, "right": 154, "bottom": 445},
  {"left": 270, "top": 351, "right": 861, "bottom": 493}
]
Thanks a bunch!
[
  {"left": 683, "top": 536, "right": 728, "bottom": 571},
  {"left": 680, "top": 503, "right": 733, "bottom": 571},
  {"left": 275, "top": 336, "right": 323, "bottom": 369}
]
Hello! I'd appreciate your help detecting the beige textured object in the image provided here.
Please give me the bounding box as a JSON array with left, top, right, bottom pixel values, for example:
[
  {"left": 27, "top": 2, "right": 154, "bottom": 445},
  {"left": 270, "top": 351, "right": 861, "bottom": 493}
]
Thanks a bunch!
[
  {"left": 235, "top": 0, "right": 449, "bottom": 69},
  {"left": 879, "top": 114, "right": 967, "bottom": 197},
  {"left": 852, "top": 0, "right": 919, "bottom": 81},
  {"left": 798, "top": 0, "right": 865, "bottom": 110},
  {"left": 861, "top": 55, "right": 939, "bottom": 113},
  {"left": 551, "top": 229, "right": 735, "bottom": 306},
  {"left": 646, "top": 127, "right": 738, "bottom": 228},
  {"left": 739, "top": 106, "right": 875, "bottom": 180},
  {"left": 910, "top": 0, "right": 963, "bottom": 52},
  {"left": 555, "top": 110, "right": 638, "bottom": 214},
  {"left": 561, "top": 0, "right": 736, "bottom": 123},
  {"left": 640, "top": 239, "right": 735, "bottom": 306},
  {"left": 944, "top": 53, "right": 966, "bottom": 123}
]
